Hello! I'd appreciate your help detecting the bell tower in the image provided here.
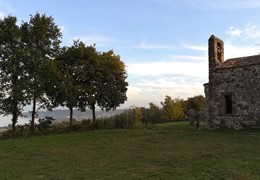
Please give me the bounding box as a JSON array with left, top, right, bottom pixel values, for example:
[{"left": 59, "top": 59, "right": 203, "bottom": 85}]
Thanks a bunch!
[
  {"left": 208, "top": 35, "right": 224, "bottom": 69},
  {"left": 207, "top": 35, "right": 224, "bottom": 128}
]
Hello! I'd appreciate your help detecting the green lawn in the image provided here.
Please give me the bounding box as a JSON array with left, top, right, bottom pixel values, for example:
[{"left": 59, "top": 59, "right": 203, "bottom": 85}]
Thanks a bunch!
[{"left": 0, "top": 122, "right": 259, "bottom": 179}]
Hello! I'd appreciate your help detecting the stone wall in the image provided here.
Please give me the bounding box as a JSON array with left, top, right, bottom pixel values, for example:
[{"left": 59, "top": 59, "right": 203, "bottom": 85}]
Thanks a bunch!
[{"left": 209, "top": 64, "right": 260, "bottom": 128}]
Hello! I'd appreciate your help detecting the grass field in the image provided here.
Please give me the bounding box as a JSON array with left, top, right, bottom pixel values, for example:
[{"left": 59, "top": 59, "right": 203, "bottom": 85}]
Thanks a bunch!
[{"left": 0, "top": 121, "right": 259, "bottom": 179}]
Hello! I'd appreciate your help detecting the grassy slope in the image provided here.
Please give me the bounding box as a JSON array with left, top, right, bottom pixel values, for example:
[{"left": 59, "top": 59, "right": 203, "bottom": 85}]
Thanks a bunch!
[{"left": 0, "top": 122, "right": 259, "bottom": 180}]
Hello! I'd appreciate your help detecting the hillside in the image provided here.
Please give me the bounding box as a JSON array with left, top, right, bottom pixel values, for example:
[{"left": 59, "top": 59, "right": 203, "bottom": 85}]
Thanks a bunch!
[{"left": 0, "top": 122, "right": 259, "bottom": 179}]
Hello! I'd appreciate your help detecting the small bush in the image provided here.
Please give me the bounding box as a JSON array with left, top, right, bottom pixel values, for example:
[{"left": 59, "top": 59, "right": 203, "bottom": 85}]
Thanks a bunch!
[
  {"left": 38, "top": 116, "right": 55, "bottom": 130},
  {"left": 96, "top": 109, "right": 137, "bottom": 129}
]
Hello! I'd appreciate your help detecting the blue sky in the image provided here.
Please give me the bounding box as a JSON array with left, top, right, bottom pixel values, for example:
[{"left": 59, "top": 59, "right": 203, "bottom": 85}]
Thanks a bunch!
[{"left": 1, "top": 0, "right": 260, "bottom": 108}]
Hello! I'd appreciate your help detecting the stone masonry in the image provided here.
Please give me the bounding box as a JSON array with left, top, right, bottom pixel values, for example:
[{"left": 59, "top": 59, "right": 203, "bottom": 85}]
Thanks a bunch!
[{"left": 204, "top": 35, "right": 260, "bottom": 128}]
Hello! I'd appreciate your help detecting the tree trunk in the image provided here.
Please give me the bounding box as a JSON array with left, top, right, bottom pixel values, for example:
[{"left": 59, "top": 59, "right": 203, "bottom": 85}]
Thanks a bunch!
[
  {"left": 11, "top": 110, "right": 18, "bottom": 137},
  {"left": 196, "top": 120, "right": 200, "bottom": 129},
  {"left": 91, "top": 104, "right": 96, "bottom": 129},
  {"left": 31, "top": 94, "right": 36, "bottom": 133},
  {"left": 11, "top": 76, "right": 18, "bottom": 137},
  {"left": 69, "top": 106, "right": 73, "bottom": 126}
]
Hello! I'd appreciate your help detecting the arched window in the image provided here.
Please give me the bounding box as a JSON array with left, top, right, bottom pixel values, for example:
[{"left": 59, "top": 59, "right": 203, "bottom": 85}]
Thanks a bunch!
[{"left": 217, "top": 42, "right": 222, "bottom": 61}]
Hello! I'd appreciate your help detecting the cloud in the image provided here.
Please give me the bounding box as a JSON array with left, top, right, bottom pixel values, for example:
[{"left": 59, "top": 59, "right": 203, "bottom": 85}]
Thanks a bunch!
[
  {"left": 224, "top": 42, "right": 259, "bottom": 59},
  {"left": 73, "top": 35, "right": 117, "bottom": 46},
  {"left": 244, "top": 23, "right": 260, "bottom": 39},
  {"left": 133, "top": 42, "right": 175, "bottom": 49},
  {"left": 182, "top": 44, "right": 207, "bottom": 51},
  {"left": 226, "top": 26, "right": 243, "bottom": 37},
  {"left": 59, "top": 26, "right": 65, "bottom": 33},
  {"left": 125, "top": 77, "right": 205, "bottom": 107},
  {"left": 186, "top": 0, "right": 260, "bottom": 9},
  {"left": 127, "top": 61, "right": 207, "bottom": 78},
  {"left": 224, "top": 24, "right": 260, "bottom": 58},
  {"left": 169, "top": 55, "right": 207, "bottom": 62},
  {"left": 226, "top": 23, "right": 260, "bottom": 42},
  {"left": 0, "top": 11, "right": 5, "bottom": 19}
]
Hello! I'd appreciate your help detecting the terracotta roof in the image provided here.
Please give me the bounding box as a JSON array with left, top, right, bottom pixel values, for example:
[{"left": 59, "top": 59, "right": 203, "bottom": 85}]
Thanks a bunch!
[{"left": 219, "top": 55, "right": 260, "bottom": 69}]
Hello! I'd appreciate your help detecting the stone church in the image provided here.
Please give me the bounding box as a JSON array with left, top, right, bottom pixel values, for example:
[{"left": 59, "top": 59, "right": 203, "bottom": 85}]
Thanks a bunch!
[{"left": 204, "top": 35, "right": 260, "bottom": 128}]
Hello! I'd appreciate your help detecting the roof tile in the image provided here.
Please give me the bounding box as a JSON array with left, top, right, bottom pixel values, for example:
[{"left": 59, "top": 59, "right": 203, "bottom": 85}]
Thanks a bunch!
[{"left": 219, "top": 55, "right": 260, "bottom": 69}]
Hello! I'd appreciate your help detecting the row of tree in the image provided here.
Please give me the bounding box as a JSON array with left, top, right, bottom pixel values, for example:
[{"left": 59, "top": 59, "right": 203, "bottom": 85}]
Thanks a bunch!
[
  {"left": 0, "top": 13, "right": 128, "bottom": 135},
  {"left": 135, "top": 95, "right": 205, "bottom": 127}
]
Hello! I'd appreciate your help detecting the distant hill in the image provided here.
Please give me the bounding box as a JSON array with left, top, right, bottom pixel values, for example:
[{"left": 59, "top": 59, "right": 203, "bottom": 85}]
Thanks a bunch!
[{"left": 23, "top": 109, "right": 126, "bottom": 123}]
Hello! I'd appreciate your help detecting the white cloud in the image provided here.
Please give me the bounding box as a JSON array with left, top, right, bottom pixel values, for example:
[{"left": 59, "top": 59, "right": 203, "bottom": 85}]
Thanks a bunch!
[
  {"left": 124, "top": 78, "right": 205, "bottom": 108},
  {"left": 127, "top": 61, "right": 207, "bottom": 78},
  {"left": 186, "top": 0, "right": 260, "bottom": 9},
  {"left": 225, "top": 42, "right": 260, "bottom": 59},
  {"left": 125, "top": 56, "right": 208, "bottom": 107},
  {"left": 0, "top": 11, "right": 4, "bottom": 19},
  {"left": 244, "top": 23, "right": 260, "bottom": 39},
  {"left": 182, "top": 44, "right": 207, "bottom": 51},
  {"left": 224, "top": 23, "right": 260, "bottom": 58},
  {"left": 59, "top": 26, "right": 65, "bottom": 33},
  {"left": 126, "top": 86, "right": 142, "bottom": 97},
  {"left": 226, "top": 26, "right": 243, "bottom": 37},
  {"left": 169, "top": 55, "right": 207, "bottom": 61},
  {"left": 133, "top": 42, "right": 175, "bottom": 49},
  {"left": 73, "top": 35, "right": 117, "bottom": 46}
]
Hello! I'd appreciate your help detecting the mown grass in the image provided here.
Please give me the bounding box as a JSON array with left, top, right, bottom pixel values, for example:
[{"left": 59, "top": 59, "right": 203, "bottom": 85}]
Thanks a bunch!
[{"left": 0, "top": 121, "right": 259, "bottom": 179}]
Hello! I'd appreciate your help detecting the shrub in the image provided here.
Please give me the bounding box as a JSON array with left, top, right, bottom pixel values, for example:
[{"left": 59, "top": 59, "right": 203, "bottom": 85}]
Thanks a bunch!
[
  {"left": 38, "top": 116, "right": 55, "bottom": 130},
  {"left": 96, "top": 108, "right": 137, "bottom": 129}
]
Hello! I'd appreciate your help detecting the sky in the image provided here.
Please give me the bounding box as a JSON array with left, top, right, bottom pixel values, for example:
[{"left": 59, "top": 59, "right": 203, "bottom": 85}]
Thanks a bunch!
[{"left": 1, "top": 0, "right": 260, "bottom": 108}]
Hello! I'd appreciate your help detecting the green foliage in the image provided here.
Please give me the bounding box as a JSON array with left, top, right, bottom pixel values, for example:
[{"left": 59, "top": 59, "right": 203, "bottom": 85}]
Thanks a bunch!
[
  {"left": 0, "top": 16, "right": 28, "bottom": 134},
  {"left": 96, "top": 50, "right": 128, "bottom": 111},
  {"left": 96, "top": 108, "right": 136, "bottom": 129},
  {"left": 37, "top": 116, "right": 55, "bottom": 130},
  {"left": 185, "top": 95, "right": 205, "bottom": 127},
  {"left": 55, "top": 41, "right": 95, "bottom": 125},
  {"left": 20, "top": 13, "right": 62, "bottom": 130},
  {"left": 142, "top": 103, "right": 163, "bottom": 126},
  {"left": 77, "top": 48, "right": 128, "bottom": 127},
  {"left": 0, "top": 13, "right": 62, "bottom": 135},
  {"left": 134, "top": 106, "right": 143, "bottom": 122},
  {"left": 0, "top": 109, "right": 137, "bottom": 139},
  {"left": 161, "top": 95, "right": 187, "bottom": 121},
  {"left": 56, "top": 41, "right": 128, "bottom": 127},
  {"left": 140, "top": 95, "right": 205, "bottom": 127},
  {"left": 0, "top": 13, "right": 128, "bottom": 133}
]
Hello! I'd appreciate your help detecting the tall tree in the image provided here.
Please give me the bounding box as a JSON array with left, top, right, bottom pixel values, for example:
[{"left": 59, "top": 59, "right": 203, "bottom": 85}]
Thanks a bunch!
[
  {"left": 0, "top": 16, "right": 28, "bottom": 135},
  {"left": 21, "top": 13, "right": 62, "bottom": 131},
  {"left": 55, "top": 41, "right": 88, "bottom": 126},
  {"left": 79, "top": 50, "right": 128, "bottom": 127}
]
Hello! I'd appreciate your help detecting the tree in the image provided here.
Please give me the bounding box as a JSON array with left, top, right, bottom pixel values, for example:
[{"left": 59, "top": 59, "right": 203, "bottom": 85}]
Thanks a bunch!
[
  {"left": 20, "top": 13, "right": 62, "bottom": 131},
  {"left": 0, "top": 16, "right": 28, "bottom": 135},
  {"left": 55, "top": 41, "right": 88, "bottom": 126},
  {"left": 185, "top": 95, "right": 205, "bottom": 127},
  {"left": 78, "top": 50, "right": 128, "bottom": 128},
  {"left": 142, "top": 103, "right": 162, "bottom": 127},
  {"left": 161, "top": 95, "right": 186, "bottom": 121},
  {"left": 135, "top": 106, "right": 143, "bottom": 122}
]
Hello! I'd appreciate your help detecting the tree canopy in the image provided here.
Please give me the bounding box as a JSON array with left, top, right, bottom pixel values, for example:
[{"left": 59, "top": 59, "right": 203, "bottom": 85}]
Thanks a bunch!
[
  {"left": 57, "top": 41, "right": 128, "bottom": 127},
  {"left": 21, "top": 13, "right": 62, "bottom": 131},
  {"left": 0, "top": 13, "right": 128, "bottom": 134},
  {"left": 161, "top": 95, "right": 186, "bottom": 121},
  {"left": 0, "top": 16, "right": 28, "bottom": 135}
]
